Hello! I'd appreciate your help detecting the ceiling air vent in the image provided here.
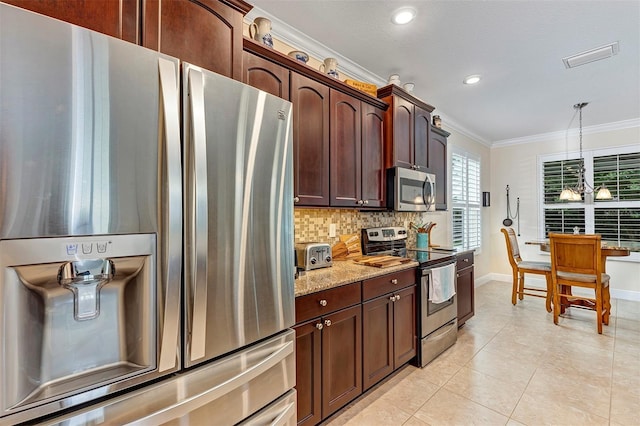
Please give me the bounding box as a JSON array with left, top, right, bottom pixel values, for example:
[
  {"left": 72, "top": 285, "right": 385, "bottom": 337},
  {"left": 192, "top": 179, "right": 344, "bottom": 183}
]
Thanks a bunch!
[{"left": 562, "top": 41, "right": 619, "bottom": 69}]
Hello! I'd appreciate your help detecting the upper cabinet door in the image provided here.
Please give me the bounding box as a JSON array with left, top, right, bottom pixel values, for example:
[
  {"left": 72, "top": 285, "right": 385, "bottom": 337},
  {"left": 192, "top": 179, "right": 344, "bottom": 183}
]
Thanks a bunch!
[
  {"left": 361, "top": 103, "right": 386, "bottom": 208},
  {"left": 391, "top": 96, "right": 414, "bottom": 170},
  {"left": 291, "top": 72, "right": 330, "bottom": 206},
  {"left": 243, "top": 51, "right": 290, "bottom": 100},
  {"left": 143, "top": 0, "right": 250, "bottom": 79},
  {"left": 3, "top": 0, "right": 140, "bottom": 43},
  {"left": 414, "top": 105, "right": 431, "bottom": 171},
  {"left": 330, "top": 90, "right": 362, "bottom": 207},
  {"left": 429, "top": 127, "right": 449, "bottom": 211}
]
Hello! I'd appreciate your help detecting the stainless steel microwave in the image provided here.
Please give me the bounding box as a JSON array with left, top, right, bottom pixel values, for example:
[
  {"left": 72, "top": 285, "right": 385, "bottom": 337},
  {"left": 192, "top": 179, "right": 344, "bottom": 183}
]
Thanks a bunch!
[{"left": 387, "top": 167, "right": 436, "bottom": 212}]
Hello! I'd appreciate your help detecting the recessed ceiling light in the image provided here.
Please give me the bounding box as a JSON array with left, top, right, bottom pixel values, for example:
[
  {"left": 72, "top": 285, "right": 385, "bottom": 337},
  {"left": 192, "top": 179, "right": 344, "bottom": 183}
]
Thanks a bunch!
[
  {"left": 392, "top": 8, "right": 416, "bottom": 25},
  {"left": 463, "top": 74, "right": 481, "bottom": 85}
]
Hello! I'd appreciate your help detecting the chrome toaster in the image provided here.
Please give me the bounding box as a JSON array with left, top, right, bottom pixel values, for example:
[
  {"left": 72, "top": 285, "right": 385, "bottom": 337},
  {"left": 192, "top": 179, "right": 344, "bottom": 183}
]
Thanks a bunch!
[{"left": 295, "top": 242, "right": 332, "bottom": 271}]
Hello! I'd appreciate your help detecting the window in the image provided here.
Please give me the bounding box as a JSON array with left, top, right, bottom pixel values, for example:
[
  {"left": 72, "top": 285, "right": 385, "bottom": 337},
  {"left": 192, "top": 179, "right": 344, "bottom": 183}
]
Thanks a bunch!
[
  {"left": 539, "top": 146, "right": 640, "bottom": 259},
  {"left": 452, "top": 148, "right": 481, "bottom": 251}
]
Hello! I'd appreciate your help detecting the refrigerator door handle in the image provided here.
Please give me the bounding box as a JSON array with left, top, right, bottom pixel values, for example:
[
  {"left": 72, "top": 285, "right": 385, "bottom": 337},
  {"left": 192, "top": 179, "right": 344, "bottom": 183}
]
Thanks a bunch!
[
  {"left": 158, "top": 57, "right": 183, "bottom": 372},
  {"left": 128, "top": 338, "right": 294, "bottom": 425},
  {"left": 187, "top": 67, "right": 209, "bottom": 362}
]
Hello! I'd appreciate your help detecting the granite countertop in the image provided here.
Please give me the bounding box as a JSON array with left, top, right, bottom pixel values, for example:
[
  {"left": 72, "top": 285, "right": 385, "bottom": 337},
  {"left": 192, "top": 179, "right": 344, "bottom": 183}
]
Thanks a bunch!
[{"left": 294, "top": 258, "right": 419, "bottom": 297}]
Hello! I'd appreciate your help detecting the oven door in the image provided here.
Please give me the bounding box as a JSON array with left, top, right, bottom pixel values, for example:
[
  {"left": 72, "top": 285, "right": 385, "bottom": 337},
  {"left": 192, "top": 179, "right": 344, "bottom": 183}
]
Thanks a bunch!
[{"left": 420, "top": 261, "right": 457, "bottom": 337}]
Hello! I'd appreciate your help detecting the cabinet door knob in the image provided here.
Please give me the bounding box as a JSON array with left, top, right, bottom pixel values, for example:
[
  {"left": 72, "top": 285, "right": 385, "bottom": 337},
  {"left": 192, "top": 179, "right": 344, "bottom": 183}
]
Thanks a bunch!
[
  {"left": 357, "top": 200, "right": 364, "bottom": 205},
  {"left": 293, "top": 196, "right": 300, "bottom": 203},
  {"left": 363, "top": 200, "right": 369, "bottom": 205},
  {"left": 319, "top": 299, "right": 327, "bottom": 307},
  {"left": 395, "top": 294, "right": 401, "bottom": 301},
  {"left": 324, "top": 319, "right": 332, "bottom": 327},
  {"left": 391, "top": 279, "right": 398, "bottom": 285},
  {"left": 389, "top": 295, "right": 395, "bottom": 301},
  {"left": 463, "top": 258, "right": 469, "bottom": 262},
  {"left": 316, "top": 323, "right": 324, "bottom": 330},
  {"left": 457, "top": 274, "right": 460, "bottom": 278}
]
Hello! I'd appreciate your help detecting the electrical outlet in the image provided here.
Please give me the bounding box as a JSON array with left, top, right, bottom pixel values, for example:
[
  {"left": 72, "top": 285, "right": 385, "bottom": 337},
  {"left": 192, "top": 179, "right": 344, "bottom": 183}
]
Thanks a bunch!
[{"left": 329, "top": 223, "right": 336, "bottom": 238}]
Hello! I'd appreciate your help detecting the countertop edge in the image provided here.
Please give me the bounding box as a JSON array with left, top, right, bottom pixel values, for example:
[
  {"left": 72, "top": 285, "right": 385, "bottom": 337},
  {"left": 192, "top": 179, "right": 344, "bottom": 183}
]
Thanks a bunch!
[{"left": 294, "top": 259, "right": 419, "bottom": 297}]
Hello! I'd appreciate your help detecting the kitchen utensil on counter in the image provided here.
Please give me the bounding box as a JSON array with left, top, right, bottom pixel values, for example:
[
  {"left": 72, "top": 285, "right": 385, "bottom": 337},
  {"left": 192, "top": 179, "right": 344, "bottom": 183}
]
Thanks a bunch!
[{"left": 332, "top": 233, "right": 361, "bottom": 260}]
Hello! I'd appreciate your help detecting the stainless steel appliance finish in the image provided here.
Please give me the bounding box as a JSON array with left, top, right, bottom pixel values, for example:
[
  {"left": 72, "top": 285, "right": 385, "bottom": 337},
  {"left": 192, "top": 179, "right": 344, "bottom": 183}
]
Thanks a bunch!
[
  {"left": 1, "top": 4, "right": 295, "bottom": 424},
  {"left": 295, "top": 242, "right": 332, "bottom": 270},
  {"left": 361, "top": 226, "right": 408, "bottom": 257},
  {"left": 182, "top": 63, "right": 294, "bottom": 367},
  {"left": 39, "top": 331, "right": 296, "bottom": 426},
  {"left": 412, "top": 255, "right": 458, "bottom": 367},
  {"left": 387, "top": 167, "right": 436, "bottom": 212}
]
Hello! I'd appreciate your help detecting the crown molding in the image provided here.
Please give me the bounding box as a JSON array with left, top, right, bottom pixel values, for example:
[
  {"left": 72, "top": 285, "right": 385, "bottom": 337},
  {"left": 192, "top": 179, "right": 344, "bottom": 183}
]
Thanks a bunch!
[
  {"left": 246, "top": 6, "right": 387, "bottom": 86},
  {"left": 435, "top": 112, "right": 492, "bottom": 147},
  {"left": 492, "top": 117, "right": 640, "bottom": 148}
]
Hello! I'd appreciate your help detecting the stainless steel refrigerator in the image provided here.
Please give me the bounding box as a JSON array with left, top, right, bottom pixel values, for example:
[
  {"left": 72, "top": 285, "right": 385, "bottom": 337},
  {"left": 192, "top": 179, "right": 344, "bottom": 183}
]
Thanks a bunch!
[{"left": 0, "top": 3, "right": 296, "bottom": 425}]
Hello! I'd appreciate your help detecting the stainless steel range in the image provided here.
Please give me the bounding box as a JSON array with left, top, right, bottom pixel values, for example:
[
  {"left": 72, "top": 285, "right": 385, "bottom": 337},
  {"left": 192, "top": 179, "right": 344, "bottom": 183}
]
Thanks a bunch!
[
  {"left": 361, "top": 227, "right": 458, "bottom": 368},
  {"left": 409, "top": 249, "right": 458, "bottom": 367}
]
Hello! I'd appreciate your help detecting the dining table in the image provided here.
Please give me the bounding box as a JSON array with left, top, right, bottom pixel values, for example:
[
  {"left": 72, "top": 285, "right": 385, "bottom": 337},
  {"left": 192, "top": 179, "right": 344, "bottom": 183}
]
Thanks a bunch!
[{"left": 524, "top": 239, "right": 631, "bottom": 273}]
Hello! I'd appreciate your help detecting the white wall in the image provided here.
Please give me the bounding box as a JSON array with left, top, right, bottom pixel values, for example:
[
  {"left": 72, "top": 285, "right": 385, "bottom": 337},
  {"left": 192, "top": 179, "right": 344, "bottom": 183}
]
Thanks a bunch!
[{"left": 490, "top": 126, "right": 640, "bottom": 299}]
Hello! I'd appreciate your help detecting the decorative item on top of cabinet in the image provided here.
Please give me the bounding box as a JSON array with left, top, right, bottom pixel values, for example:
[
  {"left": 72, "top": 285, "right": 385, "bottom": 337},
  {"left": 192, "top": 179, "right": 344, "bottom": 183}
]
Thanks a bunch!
[
  {"left": 3, "top": 0, "right": 140, "bottom": 42},
  {"left": 429, "top": 125, "right": 449, "bottom": 210},
  {"left": 294, "top": 282, "right": 362, "bottom": 425},
  {"left": 143, "top": 0, "right": 252, "bottom": 80},
  {"left": 248, "top": 16, "right": 273, "bottom": 47},
  {"left": 377, "top": 84, "right": 435, "bottom": 172},
  {"left": 456, "top": 251, "right": 475, "bottom": 327}
]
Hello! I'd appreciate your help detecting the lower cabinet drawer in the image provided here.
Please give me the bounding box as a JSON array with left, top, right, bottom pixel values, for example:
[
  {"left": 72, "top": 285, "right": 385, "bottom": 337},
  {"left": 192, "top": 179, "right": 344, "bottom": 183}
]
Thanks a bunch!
[
  {"left": 295, "top": 281, "right": 362, "bottom": 324},
  {"left": 362, "top": 268, "right": 416, "bottom": 301}
]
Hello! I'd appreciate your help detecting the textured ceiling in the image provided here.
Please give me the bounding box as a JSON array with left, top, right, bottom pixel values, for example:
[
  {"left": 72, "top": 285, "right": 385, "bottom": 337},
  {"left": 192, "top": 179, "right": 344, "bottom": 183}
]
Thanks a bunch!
[{"left": 248, "top": 0, "right": 640, "bottom": 144}]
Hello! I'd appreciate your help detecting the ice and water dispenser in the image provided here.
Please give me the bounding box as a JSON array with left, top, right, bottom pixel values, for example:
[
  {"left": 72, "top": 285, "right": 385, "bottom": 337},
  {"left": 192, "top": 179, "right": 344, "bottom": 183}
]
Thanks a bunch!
[{"left": 0, "top": 234, "right": 156, "bottom": 417}]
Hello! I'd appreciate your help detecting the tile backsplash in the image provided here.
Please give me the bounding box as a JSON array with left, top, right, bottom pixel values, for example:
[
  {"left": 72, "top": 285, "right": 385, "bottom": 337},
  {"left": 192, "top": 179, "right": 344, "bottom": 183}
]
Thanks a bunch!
[{"left": 294, "top": 208, "right": 449, "bottom": 248}]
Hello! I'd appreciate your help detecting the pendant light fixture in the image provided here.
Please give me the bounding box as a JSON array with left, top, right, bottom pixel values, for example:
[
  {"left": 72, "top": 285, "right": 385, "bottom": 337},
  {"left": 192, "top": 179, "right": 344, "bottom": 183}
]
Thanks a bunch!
[{"left": 559, "top": 102, "right": 612, "bottom": 201}]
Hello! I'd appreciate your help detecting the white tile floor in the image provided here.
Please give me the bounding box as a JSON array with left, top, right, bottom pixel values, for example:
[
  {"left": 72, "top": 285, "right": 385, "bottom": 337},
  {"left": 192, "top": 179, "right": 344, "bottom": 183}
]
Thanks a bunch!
[{"left": 324, "top": 280, "right": 640, "bottom": 426}]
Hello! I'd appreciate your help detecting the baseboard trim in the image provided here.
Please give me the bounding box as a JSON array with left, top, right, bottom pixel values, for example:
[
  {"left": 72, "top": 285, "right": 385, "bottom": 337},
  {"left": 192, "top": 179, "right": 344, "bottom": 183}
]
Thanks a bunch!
[{"left": 483, "top": 273, "right": 640, "bottom": 301}]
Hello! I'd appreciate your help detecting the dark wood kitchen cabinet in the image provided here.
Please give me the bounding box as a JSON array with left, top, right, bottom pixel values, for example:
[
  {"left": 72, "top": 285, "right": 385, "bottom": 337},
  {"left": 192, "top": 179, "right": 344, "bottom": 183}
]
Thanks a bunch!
[
  {"left": 362, "top": 269, "right": 416, "bottom": 390},
  {"left": 294, "top": 283, "right": 362, "bottom": 425},
  {"left": 429, "top": 126, "right": 450, "bottom": 211},
  {"left": 456, "top": 251, "right": 475, "bottom": 327},
  {"left": 142, "top": 0, "right": 251, "bottom": 80},
  {"left": 7, "top": 0, "right": 251, "bottom": 79},
  {"left": 243, "top": 39, "right": 388, "bottom": 209},
  {"left": 291, "top": 72, "right": 331, "bottom": 207},
  {"left": 378, "top": 84, "right": 435, "bottom": 172},
  {"left": 3, "top": 0, "right": 140, "bottom": 43},
  {"left": 242, "top": 51, "right": 290, "bottom": 99}
]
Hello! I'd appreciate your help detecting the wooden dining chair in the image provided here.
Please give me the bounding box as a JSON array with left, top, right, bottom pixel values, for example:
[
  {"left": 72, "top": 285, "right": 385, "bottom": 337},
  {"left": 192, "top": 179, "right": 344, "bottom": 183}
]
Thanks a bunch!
[
  {"left": 501, "top": 227, "right": 552, "bottom": 312},
  {"left": 548, "top": 233, "right": 611, "bottom": 334}
]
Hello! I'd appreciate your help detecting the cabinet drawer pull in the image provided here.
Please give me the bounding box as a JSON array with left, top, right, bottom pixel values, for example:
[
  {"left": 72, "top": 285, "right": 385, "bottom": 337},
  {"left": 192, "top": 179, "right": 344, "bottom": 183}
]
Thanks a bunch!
[
  {"left": 294, "top": 196, "right": 300, "bottom": 203},
  {"left": 463, "top": 258, "right": 469, "bottom": 262},
  {"left": 390, "top": 279, "right": 398, "bottom": 285},
  {"left": 319, "top": 299, "right": 327, "bottom": 307},
  {"left": 324, "top": 319, "right": 332, "bottom": 327},
  {"left": 316, "top": 323, "right": 324, "bottom": 330}
]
